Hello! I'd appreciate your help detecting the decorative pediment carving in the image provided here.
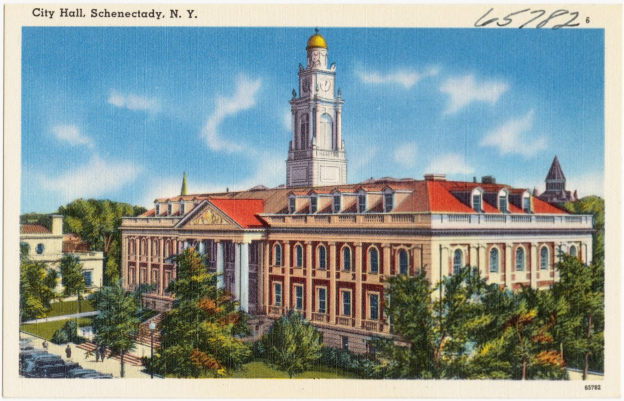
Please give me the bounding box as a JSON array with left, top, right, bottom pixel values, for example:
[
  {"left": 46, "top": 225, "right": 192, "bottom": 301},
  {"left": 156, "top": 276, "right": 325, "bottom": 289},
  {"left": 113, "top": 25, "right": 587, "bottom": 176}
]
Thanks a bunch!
[{"left": 188, "top": 207, "right": 228, "bottom": 226}]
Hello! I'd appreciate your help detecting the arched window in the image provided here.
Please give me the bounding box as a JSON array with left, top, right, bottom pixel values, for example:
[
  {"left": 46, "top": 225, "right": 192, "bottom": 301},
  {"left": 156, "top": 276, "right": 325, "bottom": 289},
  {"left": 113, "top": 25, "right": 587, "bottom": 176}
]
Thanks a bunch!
[
  {"left": 570, "top": 245, "right": 577, "bottom": 257},
  {"left": 399, "top": 249, "right": 409, "bottom": 275},
  {"left": 489, "top": 248, "right": 499, "bottom": 273},
  {"left": 274, "top": 244, "right": 283, "bottom": 266},
  {"left": 295, "top": 245, "right": 303, "bottom": 267},
  {"left": 36, "top": 243, "right": 45, "bottom": 255},
  {"left": 369, "top": 247, "right": 379, "bottom": 274},
  {"left": 516, "top": 247, "right": 525, "bottom": 272},
  {"left": 300, "top": 114, "right": 309, "bottom": 147},
  {"left": 163, "top": 240, "right": 170, "bottom": 258},
  {"left": 453, "top": 249, "right": 463, "bottom": 275},
  {"left": 342, "top": 247, "right": 351, "bottom": 271},
  {"left": 318, "top": 245, "right": 327, "bottom": 269},
  {"left": 540, "top": 246, "right": 549, "bottom": 270},
  {"left": 140, "top": 239, "right": 147, "bottom": 256},
  {"left": 153, "top": 239, "right": 159, "bottom": 256},
  {"left": 319, "top": 113, "right": 333, "bottom": 149}
]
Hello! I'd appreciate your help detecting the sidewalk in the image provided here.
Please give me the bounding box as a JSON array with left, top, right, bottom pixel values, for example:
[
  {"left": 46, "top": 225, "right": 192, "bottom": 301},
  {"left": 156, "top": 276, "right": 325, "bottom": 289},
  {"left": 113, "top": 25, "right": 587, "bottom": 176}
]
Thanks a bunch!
[
  {"left": 20, "top": 332, "right": 152, "bottom": 379},
  {"left": 23, "top": 311, "right": 100, "bottom": 324}
]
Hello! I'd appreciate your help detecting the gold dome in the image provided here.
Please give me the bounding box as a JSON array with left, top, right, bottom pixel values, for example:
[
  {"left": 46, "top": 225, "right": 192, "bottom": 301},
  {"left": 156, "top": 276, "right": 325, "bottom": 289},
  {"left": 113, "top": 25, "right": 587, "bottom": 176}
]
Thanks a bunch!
[{"left": 306, "top": 30, "right": 327, "bottom": 50}]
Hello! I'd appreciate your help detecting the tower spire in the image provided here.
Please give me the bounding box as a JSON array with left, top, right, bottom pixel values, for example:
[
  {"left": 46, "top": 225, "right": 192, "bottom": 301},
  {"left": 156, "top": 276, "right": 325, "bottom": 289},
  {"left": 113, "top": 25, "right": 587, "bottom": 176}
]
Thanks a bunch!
[{"left": 181, "top": 172, "right": 188, "bottom": 196}]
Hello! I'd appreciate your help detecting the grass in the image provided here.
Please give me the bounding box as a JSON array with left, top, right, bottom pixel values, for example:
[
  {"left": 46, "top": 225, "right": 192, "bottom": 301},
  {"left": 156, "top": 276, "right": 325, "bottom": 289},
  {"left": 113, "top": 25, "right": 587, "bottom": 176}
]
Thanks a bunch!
[
  {"left": 47, "top": 299, "right": 95, "bottom": 317},
  {"left": 20, "top": 317, "right": 94, "bottom": 340},
  {"left": 166, "top": 360, "right": 359, "bottom": 379}
]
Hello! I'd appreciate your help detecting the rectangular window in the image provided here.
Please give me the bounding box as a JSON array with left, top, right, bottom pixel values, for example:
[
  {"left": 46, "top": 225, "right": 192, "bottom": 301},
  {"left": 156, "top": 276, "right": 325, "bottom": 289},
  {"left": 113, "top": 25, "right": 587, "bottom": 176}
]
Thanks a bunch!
[
  {"left": 499, "top": 196, "right": 508, "bottom": 213},
  {"left": 358, "top": 194, "right": 366, "bottom": 213},
  {"left": 274, "top": 283, "right": 282, "bottom": 307},
  {"left": 369, "top": 293, "right": 379, "bottom": 320},
  {"left": 472, "top": 194, "right": 482, "bottom": 212},
  {"left": 342, "top": 290, "right": 352, "bottom": 316},
  {"left": 167, "top": 203, "right": 172, "bottom": 215},
  {"left": 289, "top": 198, "right": 296, "bottom": 214},
  {"left": 180, "top": 203, "right": 185, "bottom": 215},
  {"left": 333, "top": 195, "right": 341, "bottom": 213},
  {"left": 310, "top": 197, "right": 318, "bottom": 214},
  {"left": 155, "top": 204, "right": 160, "bottom": 216},
  {"left": 384, "top": 193, "right": 394, "bottom": 212},
  {"left": 317, "top": 288, "right": 327, "bottom": 314},
  {"left": 523, "top": 197, "right": 531, "bottom": 213},
  {"left": 82, "top": 271, "right": 93, "bottom": 287},
  {"left": 294, "top": 285, "right": 303, "bottom": 311},
  {"left": 341, "top": 335, "right": 349, "bottom": 350}
]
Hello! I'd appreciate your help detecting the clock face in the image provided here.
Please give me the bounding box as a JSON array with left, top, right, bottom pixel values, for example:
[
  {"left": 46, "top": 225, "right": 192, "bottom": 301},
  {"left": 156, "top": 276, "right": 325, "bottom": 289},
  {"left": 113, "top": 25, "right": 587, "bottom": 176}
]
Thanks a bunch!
[{"left": 320, "top": 77, "right": 332, "bottom": 92}]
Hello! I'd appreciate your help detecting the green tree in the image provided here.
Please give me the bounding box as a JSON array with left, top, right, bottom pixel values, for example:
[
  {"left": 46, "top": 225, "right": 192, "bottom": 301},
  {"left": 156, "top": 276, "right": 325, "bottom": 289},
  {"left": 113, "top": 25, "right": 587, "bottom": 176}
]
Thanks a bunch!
[
  {"left": 562, "top": 196, "right": 604, "bottom": 266},
  {"left": 90, "top": 284, "right": 140, "bottom": 378},
  {"left": 20, "top": 259, "right": 58, "bottom": 322},
  {"left": 261, "top": 311, "right": 323, "bottom": 378},
  {"left": 151, "top": 248, "right": 250, "bottom": 378},
  {"left": 59, "top": 254, "right": 87, "bottom": 314},
  {"left": 57, "top": 199, "right": 146, "bottom": 285},
  {"left": 552, "top": 254, "right": 604, "bottom": 377}
]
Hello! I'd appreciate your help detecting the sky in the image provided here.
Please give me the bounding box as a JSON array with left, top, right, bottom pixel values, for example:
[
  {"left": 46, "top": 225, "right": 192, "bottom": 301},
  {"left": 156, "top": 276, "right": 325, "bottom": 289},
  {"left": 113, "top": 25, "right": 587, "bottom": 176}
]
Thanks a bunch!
[{"left": 21, "top": 27, "right": 604, "bottom": 213}]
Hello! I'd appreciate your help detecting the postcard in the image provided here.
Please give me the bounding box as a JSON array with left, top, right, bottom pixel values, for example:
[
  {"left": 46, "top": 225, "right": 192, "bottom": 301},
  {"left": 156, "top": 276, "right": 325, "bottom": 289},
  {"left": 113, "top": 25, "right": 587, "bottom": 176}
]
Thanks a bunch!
[{"left": 4, "top": 3, "right": 621, "bottom": 398}]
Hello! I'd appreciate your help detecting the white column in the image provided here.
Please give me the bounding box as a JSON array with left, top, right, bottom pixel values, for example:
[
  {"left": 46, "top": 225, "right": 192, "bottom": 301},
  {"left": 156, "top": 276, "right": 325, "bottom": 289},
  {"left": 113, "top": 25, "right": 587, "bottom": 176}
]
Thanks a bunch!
[
  {"left": 234, "top": 243, "right": 241, "bottom": 301},
  {"left": 530, "top": 243, "right": 538, "bottom": 289},
  {"left": 505, "top": 243, "right": 512, "bottom": 288},
  {"left": 240, "top": 242, "right": 249, "bottom": 313},
  {"left": 478, "top": 245, "right": 487, "bottom": 278},
  {"left": 121, "top": 236, "right": 128, "bottom": 289},
  {"left": 216, "top": 241, "right": 225, "bottom": 289},
  {"left": 159, "top": 238, "right": 164, "bottom": 295},
  {"left": 336, "top": 109, "right": 342, "bottom": 150},
  {"left": 469, "top": 244, "right": 478, "bottom": 269}
]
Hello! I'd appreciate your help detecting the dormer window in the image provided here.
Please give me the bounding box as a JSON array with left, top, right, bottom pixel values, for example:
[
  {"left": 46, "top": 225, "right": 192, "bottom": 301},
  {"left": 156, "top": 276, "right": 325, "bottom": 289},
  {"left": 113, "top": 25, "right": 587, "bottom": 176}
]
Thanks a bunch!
[
  {"left": 289, "top": 197, "right": 296, "bottom": 214},
  {"left": 167, "top": 203, "right": 172, "bottom": 215},
  {"left": 180, "top": 203, "right": 185, "bottom": 215},
  {"left": 523, "top": 196, "right": 531, "bottom": 213},
  {"left": 498, "top": 191, "right": 509, "bottom": 213},
  {"left": 155, "top": 204, "right": 160, "bottom": 216},
  {"left": 333, "top": 195, "right": 341, "bottom": 213},
  {"left": 310, "top": 196, "right": 318, "bottom": 214},
  {"left": 384, "top": 193, "right": 394, "bottom": 213},
  {"left": 472, "top": 194, "right": 482, "bottom": 213},
  {"left": 358, "top": 194, "right": 366, "bottom": 213}
]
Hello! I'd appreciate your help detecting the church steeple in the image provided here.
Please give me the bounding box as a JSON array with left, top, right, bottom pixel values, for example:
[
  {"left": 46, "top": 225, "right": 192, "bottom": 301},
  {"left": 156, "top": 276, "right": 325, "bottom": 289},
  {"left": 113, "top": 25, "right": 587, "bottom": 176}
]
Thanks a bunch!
[
  {"left": 286, "top": 31, "right": 347, "bottom": 188},
  {"left": 545, "top": 155, "right": 566, "bottom": 191},
  {"left": 181, "top": 172, "right": 188, "bottom": 195}
]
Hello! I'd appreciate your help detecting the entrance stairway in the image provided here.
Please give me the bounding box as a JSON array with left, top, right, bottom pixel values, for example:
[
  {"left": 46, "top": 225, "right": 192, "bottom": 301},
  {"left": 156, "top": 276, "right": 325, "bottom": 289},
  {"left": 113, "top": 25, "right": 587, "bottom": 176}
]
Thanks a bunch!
[
  {"left": 76, "top": 342, "right": 143, "bottom": 366},
  {"left": 135, "top": 313, "right": 163, "bottom": 349}
]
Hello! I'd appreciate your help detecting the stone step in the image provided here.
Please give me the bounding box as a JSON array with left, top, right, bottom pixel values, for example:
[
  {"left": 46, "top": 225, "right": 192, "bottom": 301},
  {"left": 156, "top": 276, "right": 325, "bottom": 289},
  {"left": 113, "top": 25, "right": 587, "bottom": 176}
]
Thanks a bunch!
[{"left": 76, "top": 342, "right": 144, "bottom": 366}]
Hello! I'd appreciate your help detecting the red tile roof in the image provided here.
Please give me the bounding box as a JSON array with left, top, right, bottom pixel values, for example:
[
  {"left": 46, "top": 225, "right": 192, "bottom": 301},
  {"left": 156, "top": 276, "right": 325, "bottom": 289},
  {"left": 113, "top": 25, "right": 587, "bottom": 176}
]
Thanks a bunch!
[
  {"left": 210, "top": 199, "right": 266, "bottom": 228},
  {"left": 20, "top": 224, "right": 52, "bottom": 234}
]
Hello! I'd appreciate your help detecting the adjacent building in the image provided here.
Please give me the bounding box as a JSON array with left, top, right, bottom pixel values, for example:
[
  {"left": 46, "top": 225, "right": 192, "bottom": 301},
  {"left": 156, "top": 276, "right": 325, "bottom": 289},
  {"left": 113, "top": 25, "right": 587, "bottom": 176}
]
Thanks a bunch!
[
  {"left": 120, "top": 32, "right": 593, "bottom": 352},
  {"left": 20, "top": 215, "right": 104, "bottom": 290},
  {"left": 536, "top": 155, "right": 579, "bottom": 204}
]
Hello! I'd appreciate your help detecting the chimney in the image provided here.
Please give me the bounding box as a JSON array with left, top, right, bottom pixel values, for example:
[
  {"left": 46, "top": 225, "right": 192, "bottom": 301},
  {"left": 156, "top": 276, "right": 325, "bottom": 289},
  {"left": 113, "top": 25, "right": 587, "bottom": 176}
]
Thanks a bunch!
[
  {"left": 424, "top": 173, "right": 447, "bottom": 181},
  {"left": 473, "top": 177, "right": 477, "bottom": 183},
  {"left": 51, "top": 215, "right": 63, "bottom": 235},
  {"left": 481, "top": 176, "right": 496, "bottom": 184}
]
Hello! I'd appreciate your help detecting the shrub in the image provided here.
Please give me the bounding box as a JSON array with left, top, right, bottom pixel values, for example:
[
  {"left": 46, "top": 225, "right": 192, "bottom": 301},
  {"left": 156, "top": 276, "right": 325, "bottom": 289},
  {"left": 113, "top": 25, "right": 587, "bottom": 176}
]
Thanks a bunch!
[
  {"left": 319, "top": 346, "right": 386, "bottom": 379},
  {"left": 50, "top": 320, "right": 88, "bottom": 344}
]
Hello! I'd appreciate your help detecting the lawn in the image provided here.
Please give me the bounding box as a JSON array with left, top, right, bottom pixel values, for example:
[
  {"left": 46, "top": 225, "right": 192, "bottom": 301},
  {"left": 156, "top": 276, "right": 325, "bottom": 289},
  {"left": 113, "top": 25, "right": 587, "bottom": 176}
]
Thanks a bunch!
[
  {"left": 47, "top": 299, "right": 95, "bottom": 317},
  {"left": 166, "top": 360, "right": 360, "bottom": 379},
  {"left": 20, "top": 317, "right": 93, "bottom": 340}
]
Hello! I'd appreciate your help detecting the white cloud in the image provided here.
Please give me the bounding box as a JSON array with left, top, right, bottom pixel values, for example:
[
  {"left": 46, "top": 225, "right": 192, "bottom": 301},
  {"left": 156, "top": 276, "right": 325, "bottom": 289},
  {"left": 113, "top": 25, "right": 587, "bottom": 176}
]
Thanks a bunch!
[
  {"left": 232, "top": 152, "right": 285, "bottom": 191},
  {"left": 201, "top": 74, "right": 262, "bottom": 152},
  {"left": 40, "top": 154, "right": 143, "bottom": 201},
  {"left": 358, "top": 67, "right": 438, "bottom": 89},
  {"left": 480, "top": 110, "right": 548, "bottom": 158},
  {"left": 51, "top": 125, "right": 94, "bottom": 148},
  {"left": 440, "top": 74, "right": 509, "bottom": 114},
  {"left": 394, "top": 142, "right": 418, "bottom": 168},
  {"left": 567, "top": 171, "right": 604, "bottom": 198},
  {"left": 425, "top": 152, "right": 474, "bottom": 175},
  {"left": 108, "top": 91, "right": 160, "bottom": 112},
  {"left": 283, "top": 110, "right": 292, "bottom": 132}
]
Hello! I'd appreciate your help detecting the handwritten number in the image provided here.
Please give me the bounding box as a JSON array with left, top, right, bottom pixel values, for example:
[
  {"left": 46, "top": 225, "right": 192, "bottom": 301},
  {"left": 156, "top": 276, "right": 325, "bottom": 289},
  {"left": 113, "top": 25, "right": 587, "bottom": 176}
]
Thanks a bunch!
[
  {"left": 519, "top": 9, "right": 545, "bottom": 28},
  {"left": 553, "top": 12, "right": 580, "bottom": 29},
  {"left": 497, "top": 9, "right": 530, "bottom": 27},
  {"left": 474, "top": 8, "right": 498, "bottom": 27},
  {"left": 537, "top": 9, "right": 568, "bottom": 28}
]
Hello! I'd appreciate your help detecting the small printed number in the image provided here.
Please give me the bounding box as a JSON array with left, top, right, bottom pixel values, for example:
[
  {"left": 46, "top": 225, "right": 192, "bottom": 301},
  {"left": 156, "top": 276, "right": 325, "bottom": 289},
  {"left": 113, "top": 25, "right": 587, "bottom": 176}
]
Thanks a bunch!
[
  {"left": 585, "top": 385, "right": 601, "bottom": 390},
  {"left": 586, "top": 17, "right": 590, "bottom": 23}
]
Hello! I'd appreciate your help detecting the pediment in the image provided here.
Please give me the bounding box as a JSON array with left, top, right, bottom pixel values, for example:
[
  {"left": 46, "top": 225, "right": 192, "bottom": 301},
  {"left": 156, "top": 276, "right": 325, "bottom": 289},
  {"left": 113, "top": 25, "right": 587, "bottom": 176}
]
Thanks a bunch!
[{"left": 175, "top": 201, "right": 240, "bottom": 230}]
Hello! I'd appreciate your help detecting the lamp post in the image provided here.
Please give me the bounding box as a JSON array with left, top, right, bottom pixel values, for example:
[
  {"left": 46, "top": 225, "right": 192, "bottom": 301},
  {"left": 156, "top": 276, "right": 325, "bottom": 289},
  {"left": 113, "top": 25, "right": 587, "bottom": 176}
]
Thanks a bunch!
[{"left": 149, "top": 321, "right": 156, "bottom": 379}]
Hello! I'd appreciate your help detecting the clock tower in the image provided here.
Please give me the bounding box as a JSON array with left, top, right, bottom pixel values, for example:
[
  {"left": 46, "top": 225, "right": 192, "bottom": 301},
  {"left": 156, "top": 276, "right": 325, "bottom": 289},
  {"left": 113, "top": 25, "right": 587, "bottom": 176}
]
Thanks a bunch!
[{"left": 286, "top": 30, "right": 347, "bottom": 188}]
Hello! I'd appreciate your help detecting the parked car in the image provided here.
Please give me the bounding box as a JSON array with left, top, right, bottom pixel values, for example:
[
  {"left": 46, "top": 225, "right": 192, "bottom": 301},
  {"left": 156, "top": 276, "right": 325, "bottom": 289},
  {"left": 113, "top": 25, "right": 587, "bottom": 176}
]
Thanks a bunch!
[
  {"left": 65, "top": 362, "right": 82, "bottom": 373},
  {"left": 21, "top": 358, "right": 65, "bottom": 378},
  {"left": 19, "top": 349, "right": 46, "bottom": 365},
  {"left": 19, "top": 339, "right": 34, "bottom": 351},
  {"left": 66, "top": 369, "right": 99, "bottom": 378}
]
